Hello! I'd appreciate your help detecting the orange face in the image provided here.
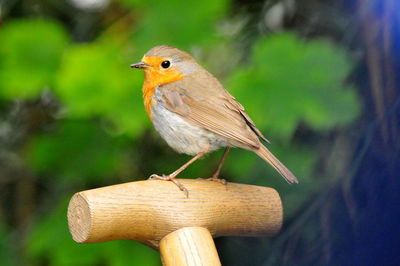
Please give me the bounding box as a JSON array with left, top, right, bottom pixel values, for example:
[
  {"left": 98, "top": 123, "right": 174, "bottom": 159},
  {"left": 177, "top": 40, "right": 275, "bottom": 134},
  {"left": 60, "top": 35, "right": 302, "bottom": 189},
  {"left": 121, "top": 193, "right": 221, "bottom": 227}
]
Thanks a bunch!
[{"left": 140, "top": 56, "right": 184, "bottom": 119}]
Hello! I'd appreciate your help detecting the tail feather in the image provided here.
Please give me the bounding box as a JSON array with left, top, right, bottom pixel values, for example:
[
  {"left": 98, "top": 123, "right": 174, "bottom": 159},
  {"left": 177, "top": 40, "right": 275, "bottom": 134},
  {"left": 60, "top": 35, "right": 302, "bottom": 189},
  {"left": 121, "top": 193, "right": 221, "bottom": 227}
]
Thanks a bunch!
[{"left": 255, "top": 145, "right": 298, "bottom": 184}]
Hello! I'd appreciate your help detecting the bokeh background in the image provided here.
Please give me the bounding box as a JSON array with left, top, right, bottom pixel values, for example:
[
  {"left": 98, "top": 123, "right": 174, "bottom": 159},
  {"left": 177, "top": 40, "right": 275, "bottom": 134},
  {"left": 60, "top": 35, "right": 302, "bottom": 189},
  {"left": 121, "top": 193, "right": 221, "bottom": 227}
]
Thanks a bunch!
[{"left": 0, "top": 0, "right": 399, "bottom": 265}]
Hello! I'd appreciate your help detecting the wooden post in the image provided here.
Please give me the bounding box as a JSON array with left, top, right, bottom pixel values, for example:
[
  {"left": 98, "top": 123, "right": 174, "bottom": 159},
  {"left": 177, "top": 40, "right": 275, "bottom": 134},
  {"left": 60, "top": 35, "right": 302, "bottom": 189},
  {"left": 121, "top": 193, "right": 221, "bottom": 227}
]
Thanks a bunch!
[
  {"left": 160, "top": 227, "right": 221, "bottom": 266},
  {"left": 67, "top": 179, "right": 282, "bottom": 264}
]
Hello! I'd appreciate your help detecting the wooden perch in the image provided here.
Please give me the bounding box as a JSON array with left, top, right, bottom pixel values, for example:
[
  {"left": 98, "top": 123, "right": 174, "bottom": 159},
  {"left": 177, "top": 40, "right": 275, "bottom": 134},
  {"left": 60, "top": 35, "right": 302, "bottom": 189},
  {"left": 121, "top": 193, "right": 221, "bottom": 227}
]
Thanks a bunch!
[{"left": 68, "top": 179, "right": 282, "bottom": 265}]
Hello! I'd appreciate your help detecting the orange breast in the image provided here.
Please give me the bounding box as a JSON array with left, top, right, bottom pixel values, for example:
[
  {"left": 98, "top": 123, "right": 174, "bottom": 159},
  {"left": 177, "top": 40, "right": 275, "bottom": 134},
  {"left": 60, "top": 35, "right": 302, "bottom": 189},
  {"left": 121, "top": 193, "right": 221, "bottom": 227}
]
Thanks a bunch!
[
  {"left": 142, "top": 83, "right": 156, "bottom": 119},
  {"left": 142, "top": 67, "right": 184, "bottom": 120}
]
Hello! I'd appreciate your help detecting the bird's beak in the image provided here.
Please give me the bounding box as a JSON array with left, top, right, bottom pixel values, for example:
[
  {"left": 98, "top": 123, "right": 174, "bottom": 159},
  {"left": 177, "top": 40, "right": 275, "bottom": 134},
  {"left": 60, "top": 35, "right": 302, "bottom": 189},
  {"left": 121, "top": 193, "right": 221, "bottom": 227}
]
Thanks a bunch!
[{"left": 130, "top": 62, "right": 149, "bottom": 69}]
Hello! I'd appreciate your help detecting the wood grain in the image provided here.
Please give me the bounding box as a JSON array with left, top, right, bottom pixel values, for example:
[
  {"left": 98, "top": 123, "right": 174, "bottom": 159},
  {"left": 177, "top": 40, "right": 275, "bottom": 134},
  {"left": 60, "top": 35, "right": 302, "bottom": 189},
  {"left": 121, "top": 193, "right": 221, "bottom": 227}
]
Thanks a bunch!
[
  {"left": 160, "top": 227, "right": 221, "bottom": 266},
  {"left": 67, "top": 179, "right": 282, "bottom": 248}
]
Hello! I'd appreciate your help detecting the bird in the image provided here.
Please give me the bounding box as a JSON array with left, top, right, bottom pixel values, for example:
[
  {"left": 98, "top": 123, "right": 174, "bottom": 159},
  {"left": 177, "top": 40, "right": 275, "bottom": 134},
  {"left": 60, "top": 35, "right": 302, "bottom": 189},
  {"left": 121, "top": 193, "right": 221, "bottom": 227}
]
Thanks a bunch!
[{"left": 131, "top": 45, "right": 298, "bottom": 196}]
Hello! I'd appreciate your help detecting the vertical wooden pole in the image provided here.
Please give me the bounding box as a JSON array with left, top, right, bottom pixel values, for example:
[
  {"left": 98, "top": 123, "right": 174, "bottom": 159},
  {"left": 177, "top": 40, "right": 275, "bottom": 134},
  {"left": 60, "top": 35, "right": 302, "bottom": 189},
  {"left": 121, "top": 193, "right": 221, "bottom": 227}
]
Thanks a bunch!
[{"left": 159, "top": 227, "right": 221, "bottom": 266}]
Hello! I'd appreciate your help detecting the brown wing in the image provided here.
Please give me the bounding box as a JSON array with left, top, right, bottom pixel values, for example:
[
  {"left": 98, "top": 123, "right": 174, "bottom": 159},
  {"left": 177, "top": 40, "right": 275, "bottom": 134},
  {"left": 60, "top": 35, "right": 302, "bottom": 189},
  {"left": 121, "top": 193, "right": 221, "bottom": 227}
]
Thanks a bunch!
[
  {"left": 159, "top": 73, "right": 264, "bottom": 150},
  {"left": 224, "top": 93, "right": 270, "bottom": 143},
  {"left": 159, "top": 72, "right": 298, "bottom": 184}
]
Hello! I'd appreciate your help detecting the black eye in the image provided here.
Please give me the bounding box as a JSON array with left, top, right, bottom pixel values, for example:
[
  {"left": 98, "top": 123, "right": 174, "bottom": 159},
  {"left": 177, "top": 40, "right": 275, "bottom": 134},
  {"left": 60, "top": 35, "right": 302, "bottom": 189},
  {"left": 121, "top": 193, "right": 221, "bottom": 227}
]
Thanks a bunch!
[{"left": 161, "top": 60, "right": 170, "bottom": 68}]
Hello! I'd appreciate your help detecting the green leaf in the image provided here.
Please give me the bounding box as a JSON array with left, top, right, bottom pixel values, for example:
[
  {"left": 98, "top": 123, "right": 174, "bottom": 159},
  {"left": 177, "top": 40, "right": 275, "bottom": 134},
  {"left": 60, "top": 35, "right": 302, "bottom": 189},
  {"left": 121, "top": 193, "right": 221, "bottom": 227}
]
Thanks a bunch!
[
  {"left": 123, "top": 0, "right": 229, "bottom": 50},
  {"left": 55, "top": 42, "right": 147, "bottom": 137},
  {"left": 0, "top": 19, "right": 69, "bottom": 99},
  {"left": 227, "top": 33, "right": 360, "bottom": 140},
  {"left": 25, "top": 119, "right": 130, "bottom": 185}
]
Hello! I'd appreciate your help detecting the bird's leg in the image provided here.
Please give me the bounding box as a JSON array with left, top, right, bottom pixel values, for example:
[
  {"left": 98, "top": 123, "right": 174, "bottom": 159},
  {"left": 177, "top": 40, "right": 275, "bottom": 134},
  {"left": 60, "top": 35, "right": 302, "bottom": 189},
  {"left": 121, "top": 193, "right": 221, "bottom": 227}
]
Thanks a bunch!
[
  {"left": 149, "top": 149, "right": 208, "bottom": 197},
  {"left": 207, "top": 146, "right": 231, "bottom": 184}
]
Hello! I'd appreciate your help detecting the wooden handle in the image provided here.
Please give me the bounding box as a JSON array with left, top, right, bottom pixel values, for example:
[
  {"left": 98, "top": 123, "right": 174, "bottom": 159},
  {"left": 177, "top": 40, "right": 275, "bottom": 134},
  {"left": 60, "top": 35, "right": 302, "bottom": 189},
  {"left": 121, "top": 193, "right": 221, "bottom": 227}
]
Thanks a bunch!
[
  {"left": 160, "top": 227, "right": 221, "bottom": 266},
  {"left": 67, "top": 179, "right": 282, "bottom": 248}
]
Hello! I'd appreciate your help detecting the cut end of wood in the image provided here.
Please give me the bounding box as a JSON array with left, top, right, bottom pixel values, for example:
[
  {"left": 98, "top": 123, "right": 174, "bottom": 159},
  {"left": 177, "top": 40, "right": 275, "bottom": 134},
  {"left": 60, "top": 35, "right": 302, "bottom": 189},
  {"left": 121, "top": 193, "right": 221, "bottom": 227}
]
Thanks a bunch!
[{"left": 67, "top": 193, "right": 92, "bottom": 243}]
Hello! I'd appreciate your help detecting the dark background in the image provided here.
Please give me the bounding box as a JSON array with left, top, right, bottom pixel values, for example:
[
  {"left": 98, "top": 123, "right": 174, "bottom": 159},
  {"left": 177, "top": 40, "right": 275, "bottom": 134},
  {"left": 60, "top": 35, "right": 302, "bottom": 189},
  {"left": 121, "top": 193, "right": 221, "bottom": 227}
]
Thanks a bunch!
[{"left": 0, "top": 0, "right": 399, "bottom": 265}]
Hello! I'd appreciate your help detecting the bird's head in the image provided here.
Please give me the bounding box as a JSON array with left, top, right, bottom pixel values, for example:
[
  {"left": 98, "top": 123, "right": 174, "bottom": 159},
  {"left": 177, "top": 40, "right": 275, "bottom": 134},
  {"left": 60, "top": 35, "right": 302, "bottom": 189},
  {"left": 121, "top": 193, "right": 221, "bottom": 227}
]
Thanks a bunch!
[{"left": 131, "top": 45, "right": 199, "bottom": 87}]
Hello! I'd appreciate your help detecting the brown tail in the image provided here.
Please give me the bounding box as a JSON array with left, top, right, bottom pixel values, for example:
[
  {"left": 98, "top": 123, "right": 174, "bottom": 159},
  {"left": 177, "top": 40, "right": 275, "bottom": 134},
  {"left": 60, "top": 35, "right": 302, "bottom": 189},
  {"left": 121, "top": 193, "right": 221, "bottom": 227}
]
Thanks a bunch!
[{"left": 255, "top": 145, "right": 299, "bottom": 184}]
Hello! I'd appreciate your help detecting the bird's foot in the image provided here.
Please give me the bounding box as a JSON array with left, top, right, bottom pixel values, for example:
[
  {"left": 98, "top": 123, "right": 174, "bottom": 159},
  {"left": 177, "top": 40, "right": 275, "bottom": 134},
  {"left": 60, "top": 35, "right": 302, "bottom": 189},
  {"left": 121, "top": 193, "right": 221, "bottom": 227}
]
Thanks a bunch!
[{"left": 149, "top": 174, "right": 189, "bottom": 198}]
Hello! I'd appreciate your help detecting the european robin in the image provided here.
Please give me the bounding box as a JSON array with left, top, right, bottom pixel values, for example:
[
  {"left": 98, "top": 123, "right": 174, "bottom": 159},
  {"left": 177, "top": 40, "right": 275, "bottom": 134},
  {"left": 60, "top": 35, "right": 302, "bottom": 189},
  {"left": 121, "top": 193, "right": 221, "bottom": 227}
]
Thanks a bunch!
[{"left": 131, "top": 45, "right": 298, "bottom": 196}]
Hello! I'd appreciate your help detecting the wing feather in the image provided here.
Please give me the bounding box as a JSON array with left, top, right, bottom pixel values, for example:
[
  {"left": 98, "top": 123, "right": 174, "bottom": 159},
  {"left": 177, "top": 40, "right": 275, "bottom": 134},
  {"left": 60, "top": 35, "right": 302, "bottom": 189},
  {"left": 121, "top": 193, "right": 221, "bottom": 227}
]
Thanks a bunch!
[{"left": 160, "top": 83, "right": 261, "bottom": 149}]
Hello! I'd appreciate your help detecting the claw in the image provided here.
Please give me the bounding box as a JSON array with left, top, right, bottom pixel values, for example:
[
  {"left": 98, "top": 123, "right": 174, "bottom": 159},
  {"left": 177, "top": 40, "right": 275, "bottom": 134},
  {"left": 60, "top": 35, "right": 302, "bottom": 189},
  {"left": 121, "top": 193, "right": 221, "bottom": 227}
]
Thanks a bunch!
[{"left": 148, "top": 174, "right": 189, "bottom": 198}]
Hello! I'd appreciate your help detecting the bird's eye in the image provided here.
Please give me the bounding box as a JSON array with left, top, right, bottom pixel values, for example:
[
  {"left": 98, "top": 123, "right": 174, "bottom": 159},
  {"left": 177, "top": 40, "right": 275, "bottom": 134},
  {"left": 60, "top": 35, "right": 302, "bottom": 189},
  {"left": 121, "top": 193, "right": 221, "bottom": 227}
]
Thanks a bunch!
[{"left": 161, "top": 60, "right": 170, "bottom": 69}]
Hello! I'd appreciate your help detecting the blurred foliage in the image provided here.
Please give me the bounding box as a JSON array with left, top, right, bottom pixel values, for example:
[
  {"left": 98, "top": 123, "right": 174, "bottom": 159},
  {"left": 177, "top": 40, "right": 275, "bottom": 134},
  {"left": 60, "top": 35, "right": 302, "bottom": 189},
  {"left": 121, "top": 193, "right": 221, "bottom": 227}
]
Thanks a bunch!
[
  {"left": 228, "top": 33, "right": 359, "bottom": 138},
  {"left": 55, "top": 42, "right": 145, "bottom": 136},
  {"left": 0, "top": 19, "right": 69, "bottom": 99},
  {"left": 121, "top": 0, "right": 229, "bottom": 48},
  {"left": 26, "top": 120, "right": 131, "bottom": 185},
  {"left": 0, "top": 223, "right": 15, "bottom": 266},
  {"left": 0, "top": 0, "right": 361, "bottom": 265}
]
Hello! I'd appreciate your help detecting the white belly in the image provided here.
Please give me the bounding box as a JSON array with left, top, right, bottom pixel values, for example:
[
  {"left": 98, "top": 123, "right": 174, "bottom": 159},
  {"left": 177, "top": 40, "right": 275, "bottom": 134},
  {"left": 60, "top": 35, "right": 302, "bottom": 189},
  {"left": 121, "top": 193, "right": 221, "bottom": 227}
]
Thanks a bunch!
[{"left": 151, "top": 91, "right": 228, "bottom": 155}]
